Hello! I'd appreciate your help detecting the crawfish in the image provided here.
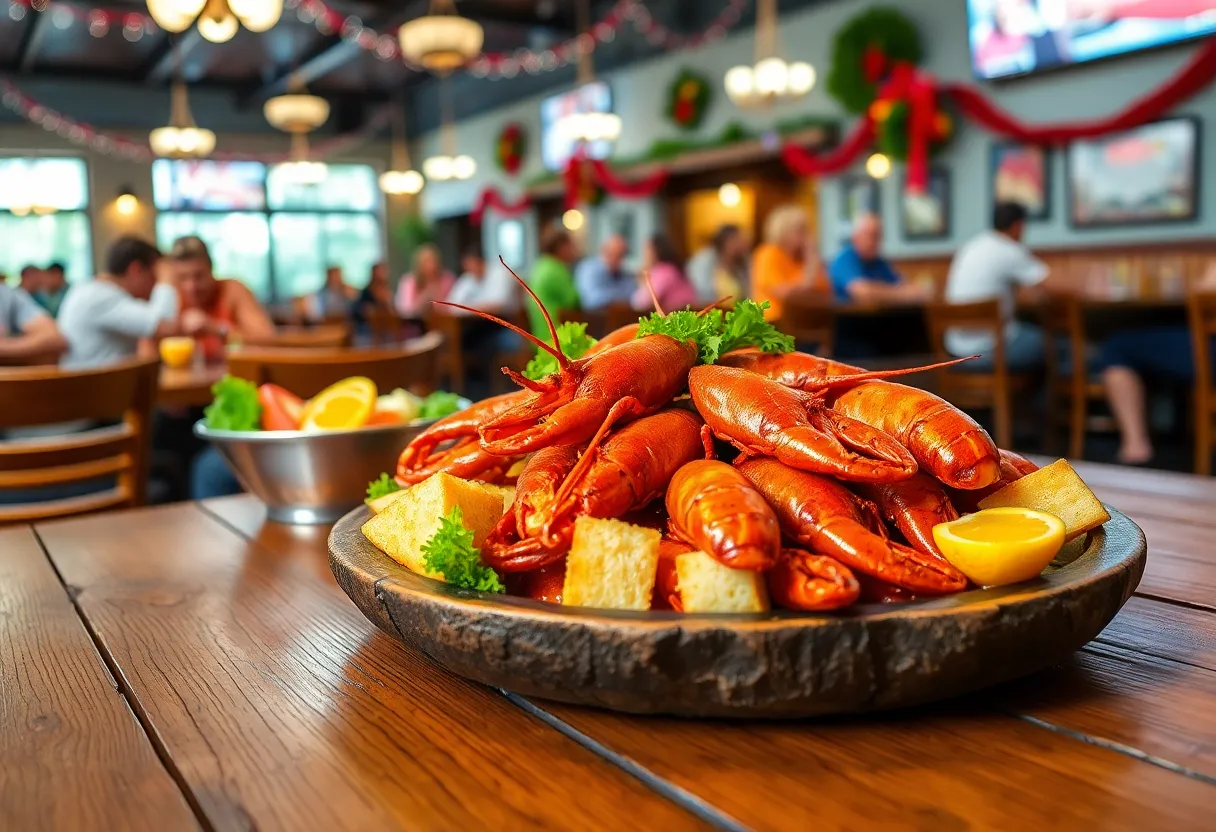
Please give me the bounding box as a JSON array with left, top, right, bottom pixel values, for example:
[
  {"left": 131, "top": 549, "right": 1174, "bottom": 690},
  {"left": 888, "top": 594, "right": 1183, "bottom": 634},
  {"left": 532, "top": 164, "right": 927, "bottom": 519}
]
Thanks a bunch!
[
  {"left": 666, "top": 459, "right": 781, "bottom": 571},
  {"left": 652, "top": 538, "right": 692, "bottom": 611},
  {"left": 767, "top": 548, "right": 860, "bottom": 611},
  {"left": 855, "top": 473, "right": 959, "bottom": 560},
  {"left": 720, "top": 350, "right": 1001, "bottom": 490},
  {"left": 395, "top": 390, "right": 528, "bottom": 485},
  {"left": 484, "top": 409, "right": 706, "bottom": 572},
  {"left": 690, "top": 365, "right": 918, "bottom": 483},
  {"left": 948, "top": 449, "right": 1040, "bottom": 512},
  {"left": 736, "top": 457, "right": 968, "bottom": 594},
  {"left": 584, "top": 323, "right": 640, "bottom": 356}
]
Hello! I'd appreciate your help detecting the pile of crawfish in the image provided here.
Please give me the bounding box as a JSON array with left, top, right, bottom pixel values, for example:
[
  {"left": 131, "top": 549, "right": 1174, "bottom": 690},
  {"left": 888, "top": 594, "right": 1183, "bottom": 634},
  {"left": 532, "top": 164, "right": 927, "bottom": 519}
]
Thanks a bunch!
[{"left": 394, "top": 273, "right": 1040, "bottom": 611}]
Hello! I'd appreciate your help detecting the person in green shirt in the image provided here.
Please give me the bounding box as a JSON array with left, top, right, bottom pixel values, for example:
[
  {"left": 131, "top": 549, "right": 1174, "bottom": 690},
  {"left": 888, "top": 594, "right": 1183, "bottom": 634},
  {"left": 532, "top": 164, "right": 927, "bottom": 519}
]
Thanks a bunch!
[{"left": 527, "top": 225, "right": 580, "bottom": 339}]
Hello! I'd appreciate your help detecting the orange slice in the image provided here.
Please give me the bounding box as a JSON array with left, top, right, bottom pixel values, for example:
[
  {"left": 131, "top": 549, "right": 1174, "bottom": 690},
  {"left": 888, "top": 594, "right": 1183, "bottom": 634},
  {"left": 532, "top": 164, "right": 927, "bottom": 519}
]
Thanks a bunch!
[{"left": 299, "top": 377, "right": 377, "bottom": 431}]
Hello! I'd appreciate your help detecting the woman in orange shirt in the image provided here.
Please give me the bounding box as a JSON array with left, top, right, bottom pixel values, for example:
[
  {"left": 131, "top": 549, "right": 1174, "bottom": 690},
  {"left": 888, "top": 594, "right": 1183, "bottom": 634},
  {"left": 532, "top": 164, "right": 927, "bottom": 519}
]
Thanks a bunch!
[
  {"left": 750, "top": 204, "right": 823, "bottom": 320},
  {"left": 168, "top": 236, "right": 276, "bottom": 361}
]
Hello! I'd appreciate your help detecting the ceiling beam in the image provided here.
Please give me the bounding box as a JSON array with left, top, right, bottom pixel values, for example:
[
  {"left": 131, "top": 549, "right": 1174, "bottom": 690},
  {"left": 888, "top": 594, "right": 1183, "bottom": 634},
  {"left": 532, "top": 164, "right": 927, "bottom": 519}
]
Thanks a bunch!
[
  {"left": 144, "top": 31, "right": 205, "bottom": 84},
  {"left": 14, "top": 11, "right": 50, "bottom": 73}
]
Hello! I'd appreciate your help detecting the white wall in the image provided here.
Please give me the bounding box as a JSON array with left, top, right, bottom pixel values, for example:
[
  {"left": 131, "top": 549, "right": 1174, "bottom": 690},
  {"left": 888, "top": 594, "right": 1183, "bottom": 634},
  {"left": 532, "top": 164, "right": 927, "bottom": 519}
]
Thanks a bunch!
[{"left": 415, "top": 0, "right": 1216, "bottom": 264}]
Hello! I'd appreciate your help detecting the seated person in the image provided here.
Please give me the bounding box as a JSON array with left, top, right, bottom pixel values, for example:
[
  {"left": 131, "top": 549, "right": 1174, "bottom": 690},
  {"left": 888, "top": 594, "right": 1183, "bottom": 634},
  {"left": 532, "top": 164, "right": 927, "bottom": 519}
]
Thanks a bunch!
[
  {"left": 751, "top": 205, "right": 821, "bottom": 320},
  {"left": 396, "top": 244, "right": 455, "bottom": 319},
  {"left": 58, "top": 236, "right": 185, "bottom": 369},
  {"left": 169, "top": 236, "right": 276, "bottom": 360},
  {"left": 1099, "top": 264, "right": 1216, "bottom": 465},
  {"left": 528, "top": 226, "right": 581, "bottom": 338},
  {"left": 575, "top": 234, "right": 633, "bottom": 311},
  {"left": 829, "top": 213, "right": 927, "bottom": 304},
  {"left": 944, "top": 202, "right": 1049, "bottom": 371},
  {"left": 353, "top": 262, "right": 394, "bottom": 339},
  {"left": 309, "top": 265, "right": 357, "bottom": 321},
  {"left": 448, "top": 246, "right": 519, "bottom": 317},
  {"left": 632, "top": 234, "right": 697, "bottom": 313},
  {"left": 687, "top": 224, "right": 749, "bottom": 305},
  {"left": 18, "top": 265, "right": 42, "bottom": 297},
  {"left": 36, "top": 262, "right": 68, "bottom": 318},
  {"left": 0, "top": 280, "right": 67, "bottom": 366}
]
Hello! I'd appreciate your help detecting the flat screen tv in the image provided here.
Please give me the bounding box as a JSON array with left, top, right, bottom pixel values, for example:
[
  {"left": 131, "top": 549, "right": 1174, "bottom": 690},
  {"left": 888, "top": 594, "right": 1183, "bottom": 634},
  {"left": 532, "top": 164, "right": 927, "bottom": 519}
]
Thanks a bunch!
[
  {"left": 968, "top": 0, "right": 1216, "bottom": 80},
  {"left": 540, "top": 80, "right": 615, "bottom": 172}
]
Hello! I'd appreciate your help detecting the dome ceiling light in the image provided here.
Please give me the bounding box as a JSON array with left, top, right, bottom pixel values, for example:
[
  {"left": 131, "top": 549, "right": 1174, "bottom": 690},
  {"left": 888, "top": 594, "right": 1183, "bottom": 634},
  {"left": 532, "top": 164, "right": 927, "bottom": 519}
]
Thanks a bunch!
[
  {"left": 397, "top": 0, "right": 484, "bottom": 74},
  {"left": 380, "top": 102, "right": 424, "bottom": 196},
  {"left": 724, "top": 0, "right": 816, "bottom": 107},
  {"left": 149, "top": 80, "right": 217, "bottom": 159},
  {"left": 556, "top": 0, "right": 621, "bottom": 144},
  {"left": 264, "top": 78, "right": 331, "bottom": 184},
  {"left": 147, "top": 0, "right": 282, "bottom": 44},
  {"left": 422, "top": 78, "right": 476, "bottom": 182}
]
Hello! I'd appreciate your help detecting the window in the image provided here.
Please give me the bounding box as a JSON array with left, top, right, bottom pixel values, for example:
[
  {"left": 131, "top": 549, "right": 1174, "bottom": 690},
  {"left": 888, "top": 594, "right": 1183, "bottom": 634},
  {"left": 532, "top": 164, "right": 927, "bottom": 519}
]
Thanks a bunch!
[
  {"left": 0, "top": 157, "right": 93, "bottom": 283},
  {"left": 152, "top": 160, "right": 383, "bottom": 301}
]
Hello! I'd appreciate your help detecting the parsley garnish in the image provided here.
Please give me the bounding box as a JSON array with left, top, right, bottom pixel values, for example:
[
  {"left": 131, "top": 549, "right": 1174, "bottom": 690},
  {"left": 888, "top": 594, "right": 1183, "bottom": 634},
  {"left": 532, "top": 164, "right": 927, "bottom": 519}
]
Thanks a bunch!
[
  {"left": 203, "top": 375, "right": 262, "bottom": 431},
  {"left": 419, "top": 391, "right": 462, "bottom": 420},
  {"left": 366, "top": 473, "right": 402, "bottom": 500},
  {"left": 420, "top": 507, "right": 505, "bottom": 593},
  {"left": 523, "top": 320, "right": 598, "bottom": 380},
  {"left": 635, "top": 299, "right": 793, "bottom": 364}
]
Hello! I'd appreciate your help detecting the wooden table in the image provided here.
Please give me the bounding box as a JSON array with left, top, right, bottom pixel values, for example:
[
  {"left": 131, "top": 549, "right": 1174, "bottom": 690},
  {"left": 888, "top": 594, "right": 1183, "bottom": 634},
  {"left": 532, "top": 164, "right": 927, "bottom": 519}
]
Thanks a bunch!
[
  {"left": 158, "top": 362, "right": 226, "bottom": 408},
  {"left": 4, "top": 460, "right": 1214, "bottom": 830}
]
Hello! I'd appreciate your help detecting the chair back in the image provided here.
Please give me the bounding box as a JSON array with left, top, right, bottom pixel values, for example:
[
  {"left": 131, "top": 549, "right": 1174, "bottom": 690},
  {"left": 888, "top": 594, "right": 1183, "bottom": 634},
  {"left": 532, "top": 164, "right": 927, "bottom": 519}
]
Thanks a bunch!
[
  {"left": 269, "top": 323, "right": 351, "bottom": 349},
  {"left": 1037, "top": 294, "right": 1087, "bottom": 381},
  {"left": 778, "top": 290, "right": 837, "bottom": 357},
  {"left": 604, "top": 303, "right": 640, "bottom": 335},
  {"left": 426, "top": 313, "right": 466, "bottom": 392},
  {"left": 1188, "top": 291, "right": 1216, "bottom": 472},
  {"left": 0, "top": 358, "right": 159, "bottom": 523},
  {"left": 227, "top": 331, "right": 443, "bottom": 398},
  {"left": 366, "top": 307, "right": 404, "bottom": 345},
  {"left": 925, "top": 299, "right": 1005, "bottom": 371}
]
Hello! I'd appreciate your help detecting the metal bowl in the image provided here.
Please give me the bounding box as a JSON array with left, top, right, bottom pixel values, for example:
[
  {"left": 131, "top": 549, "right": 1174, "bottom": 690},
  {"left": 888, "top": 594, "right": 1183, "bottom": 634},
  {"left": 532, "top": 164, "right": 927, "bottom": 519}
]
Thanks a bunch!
[{"left": 194, "top": 400, "right": 468, "bottom": 525}]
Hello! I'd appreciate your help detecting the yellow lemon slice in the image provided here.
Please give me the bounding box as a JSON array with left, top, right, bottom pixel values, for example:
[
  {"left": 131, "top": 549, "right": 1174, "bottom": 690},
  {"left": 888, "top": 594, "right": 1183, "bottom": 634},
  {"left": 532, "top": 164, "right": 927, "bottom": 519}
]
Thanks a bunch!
[
  {"left": 932, "top": 508, "right": 1066, "bottom": 588},
  {"left": 299, "top": 377, "right": 378, "bottom": 431}
]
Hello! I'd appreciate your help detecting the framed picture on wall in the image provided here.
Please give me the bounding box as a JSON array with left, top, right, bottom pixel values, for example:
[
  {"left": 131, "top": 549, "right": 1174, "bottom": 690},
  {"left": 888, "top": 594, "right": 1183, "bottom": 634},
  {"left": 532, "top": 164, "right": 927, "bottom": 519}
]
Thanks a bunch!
[
  {"left": 990, "top": 142, "right": 1050, "bottom": 221},
  {"left": 840, "top": 175, "right": 880, "bottom": 225},
  {"left": 900, "top": 169, "right": 951, "bottom": 240},
  {"left": 1067, "top": 116, "right": 1200, "bottom": 228}
]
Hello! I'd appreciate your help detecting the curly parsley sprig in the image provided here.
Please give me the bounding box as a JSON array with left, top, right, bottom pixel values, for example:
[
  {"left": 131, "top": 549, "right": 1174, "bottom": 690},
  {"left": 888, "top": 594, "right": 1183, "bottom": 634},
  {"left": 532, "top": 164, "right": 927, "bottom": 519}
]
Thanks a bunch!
[
  {"left": 366, "top": 473, "right": 402, "bottom": 501},
  {"left": 523, "top": 320, "right": 598, "bottom": 380},
  {"left": 635, "top": 299, "right": 793, "bottom": 364},
  {"left": 420, "top": 507, "right": 505, "bottom": 593}
]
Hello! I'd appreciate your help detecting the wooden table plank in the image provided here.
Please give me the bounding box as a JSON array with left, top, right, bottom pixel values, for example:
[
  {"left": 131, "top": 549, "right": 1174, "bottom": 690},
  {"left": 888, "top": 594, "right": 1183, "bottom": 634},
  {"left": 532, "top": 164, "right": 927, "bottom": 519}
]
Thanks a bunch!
[
  {"left": 158, "top": 364, "right": 225, "bottom": 408},
  {"left": 0, "top": 527, "right": 199, "bottom": 832},
  {"left": 36, "top": 503, "right": 709, "bottom": 832}
]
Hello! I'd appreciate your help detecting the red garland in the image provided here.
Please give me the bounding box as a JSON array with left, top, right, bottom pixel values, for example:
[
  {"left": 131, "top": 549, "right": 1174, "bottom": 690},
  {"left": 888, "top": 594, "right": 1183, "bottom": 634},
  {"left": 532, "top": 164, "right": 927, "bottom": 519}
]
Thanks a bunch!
[
  {"left": 471, "top": 187, "right": 532, "bottom": 226},
  {"left": 780, "top": 116, "right": 877, "bottom": 177},
  {"left": 562, "top": 155, "right": 670, "bottom": 210}
]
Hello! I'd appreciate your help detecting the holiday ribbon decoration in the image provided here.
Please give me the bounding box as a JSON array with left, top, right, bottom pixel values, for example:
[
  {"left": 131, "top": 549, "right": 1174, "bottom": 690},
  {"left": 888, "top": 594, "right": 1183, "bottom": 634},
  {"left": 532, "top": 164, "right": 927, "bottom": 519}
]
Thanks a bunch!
[
  {"left": 779, "top": 116, "right": 876, "bottom": 178},
  {"left": 471, "top": 186, "right": 532, "bottom": 225},
  {"left": 561, "top": 151, "right": 669, "bottom": 211}
]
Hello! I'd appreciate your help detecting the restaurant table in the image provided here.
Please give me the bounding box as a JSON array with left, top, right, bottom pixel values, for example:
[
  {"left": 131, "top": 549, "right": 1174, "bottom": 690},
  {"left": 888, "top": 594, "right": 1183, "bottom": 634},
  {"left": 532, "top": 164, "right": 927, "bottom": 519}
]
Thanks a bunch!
[
  {"left": 4, "top": 459, "right": 1215, "bottom": 831},
  {"left": 158, "top": 362, "right": 227, "bottom": 408}
]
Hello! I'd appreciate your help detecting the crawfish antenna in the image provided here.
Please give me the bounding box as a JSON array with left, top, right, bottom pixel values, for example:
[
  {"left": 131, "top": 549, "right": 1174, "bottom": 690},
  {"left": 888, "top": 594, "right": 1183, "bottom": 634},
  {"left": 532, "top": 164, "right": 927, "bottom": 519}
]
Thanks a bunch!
[
  {"left": 697, "top": 295, "right": 734, "bottom": 316},
  {"left": 499, "top": 256, "right": 568, "bottom": 370},
  {"left": 432, "top": 300, "right": 567, "bottom": 364},
  {"left": 642, "top": 269, "right": 667, "bottom": 316}
]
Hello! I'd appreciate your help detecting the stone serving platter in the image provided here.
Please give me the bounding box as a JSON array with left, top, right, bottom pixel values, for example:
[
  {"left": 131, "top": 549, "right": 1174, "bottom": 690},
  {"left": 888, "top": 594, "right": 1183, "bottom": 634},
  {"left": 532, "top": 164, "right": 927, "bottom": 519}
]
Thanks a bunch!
[{"left": 329, "top": 506, "right": 1146, "bottom": 718}]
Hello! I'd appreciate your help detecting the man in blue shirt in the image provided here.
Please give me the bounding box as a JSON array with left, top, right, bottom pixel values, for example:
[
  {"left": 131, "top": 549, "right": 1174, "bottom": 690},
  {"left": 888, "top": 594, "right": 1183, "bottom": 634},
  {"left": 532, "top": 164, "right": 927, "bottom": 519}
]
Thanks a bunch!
[
  {"left": 829, "top": 213, "right": 926, "bottom": 304},
  {"left": 575, "top": 234, "right": 634, "bottom": 310}
]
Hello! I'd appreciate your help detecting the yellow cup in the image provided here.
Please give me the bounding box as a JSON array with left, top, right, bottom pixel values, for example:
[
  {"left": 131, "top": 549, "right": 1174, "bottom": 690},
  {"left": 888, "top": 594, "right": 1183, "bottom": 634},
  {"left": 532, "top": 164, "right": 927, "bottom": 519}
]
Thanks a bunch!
[{"left": 160, "top": 336, "right": 195, "bottom": 369}]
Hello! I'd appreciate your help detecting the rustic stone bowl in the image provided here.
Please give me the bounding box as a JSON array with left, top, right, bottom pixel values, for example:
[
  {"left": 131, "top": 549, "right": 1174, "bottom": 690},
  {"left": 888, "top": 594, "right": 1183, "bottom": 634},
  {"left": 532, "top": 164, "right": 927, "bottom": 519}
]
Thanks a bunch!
[{"left": 329, "top": 506, "right": 1145, "bottom": 718}]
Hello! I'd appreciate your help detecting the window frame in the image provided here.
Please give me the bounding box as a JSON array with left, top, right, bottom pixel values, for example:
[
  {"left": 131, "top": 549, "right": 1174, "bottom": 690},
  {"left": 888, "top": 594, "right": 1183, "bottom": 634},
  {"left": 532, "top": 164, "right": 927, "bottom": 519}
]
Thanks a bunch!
[{"left": 0, "top": 152, "right": 95, "bottom": 281}]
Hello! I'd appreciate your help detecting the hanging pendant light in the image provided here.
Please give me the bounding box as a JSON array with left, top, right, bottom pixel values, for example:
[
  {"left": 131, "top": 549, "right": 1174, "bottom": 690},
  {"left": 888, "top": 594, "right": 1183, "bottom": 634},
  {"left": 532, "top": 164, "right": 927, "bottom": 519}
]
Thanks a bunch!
[
  {"left": 265, "top": 77, "right": 330, "bottom": 183},
  {"left": 149, "top": 79, "right": 217, "bottom": 159},
  {"left": 398, "top": 0, "right": 484, "bottom": 74},
  {"left": 724, "top": 0, "right": 815, "bottom": 108},
  {"left": 380, "top": 102, "right": 424, "bottom": 196},
  {"left": 422, "top": 78, "right": 476, "bottom": 181},
  {"left": 556, "top": 0, "right": 621, "bottom": 144},
  {"left": 147, "top": 0, "right": 281, "bottom": 43}
]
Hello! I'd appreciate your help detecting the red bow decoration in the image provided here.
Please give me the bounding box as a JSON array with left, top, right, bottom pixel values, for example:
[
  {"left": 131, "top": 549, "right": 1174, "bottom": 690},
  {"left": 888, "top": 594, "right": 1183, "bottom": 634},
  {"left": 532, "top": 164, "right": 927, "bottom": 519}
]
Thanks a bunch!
[
  {"left": 471, "top": 187, "right": 532, "bottom": 225},
  {"left": 875, "top": 61, "right": 937, "bottom": 193}
]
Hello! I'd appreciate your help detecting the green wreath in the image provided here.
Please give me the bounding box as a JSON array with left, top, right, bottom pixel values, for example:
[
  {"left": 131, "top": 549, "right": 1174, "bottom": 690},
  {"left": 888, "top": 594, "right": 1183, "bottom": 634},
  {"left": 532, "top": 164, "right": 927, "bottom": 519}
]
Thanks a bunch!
[
  {"left": 874, "top": 100, "right": 955, "bottom": 161},
  {"left": 826, "top": 6, "right": 923, "bottom": 115},
  {"left": 666, "top": 68, "right": 712, "bottom": 132}
]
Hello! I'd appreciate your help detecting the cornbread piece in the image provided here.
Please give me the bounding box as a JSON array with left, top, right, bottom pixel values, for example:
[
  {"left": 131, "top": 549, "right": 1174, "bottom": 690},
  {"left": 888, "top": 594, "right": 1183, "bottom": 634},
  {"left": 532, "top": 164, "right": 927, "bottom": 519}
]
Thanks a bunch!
[
  {"left": 367, "top": 489, "right": 408, "bottom": 515},
  {"left": 675, "top": 550, "right": 770, "bottom": 613},
  {"left": 362, "top": 472, "right": 506, "bottom": 579},
  {"left": 481, "top": 484, "right": 516, "bottom": 512},
  {"left": 563, "top": 516, "right": 661, "bottom": 611},
  {"left": 978, "top": 459, "right": 1110, "bottom": 540}
]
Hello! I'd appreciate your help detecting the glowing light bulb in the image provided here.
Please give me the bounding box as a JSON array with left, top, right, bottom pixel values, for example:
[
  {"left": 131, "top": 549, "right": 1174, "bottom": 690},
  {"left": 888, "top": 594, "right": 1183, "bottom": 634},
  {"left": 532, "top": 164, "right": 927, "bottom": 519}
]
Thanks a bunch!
[
  {"left": 866, "top": 153, "right": 892, "bottom": 179},
  {"left": 115, "top": 193, "right": 139, "bottom": 216},
  {"left": 718, "top": 182, "right": 742, "bottom": 208},
  {"left": 562, "top": 209, "right": 585, "bottom": 231}
]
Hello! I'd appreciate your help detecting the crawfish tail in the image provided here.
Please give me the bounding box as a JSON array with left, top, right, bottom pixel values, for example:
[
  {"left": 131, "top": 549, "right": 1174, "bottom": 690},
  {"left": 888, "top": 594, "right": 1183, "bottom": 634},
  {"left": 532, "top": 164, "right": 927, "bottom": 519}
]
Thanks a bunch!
[
  {"left": 767, "top": 548, "right": 860, "bottom": 611},
  {"left": 856, "top": 473, "right": 959, "bottom": 560},
  {"left": 666, "top": 459, "right": 780, "bottom": 571}
]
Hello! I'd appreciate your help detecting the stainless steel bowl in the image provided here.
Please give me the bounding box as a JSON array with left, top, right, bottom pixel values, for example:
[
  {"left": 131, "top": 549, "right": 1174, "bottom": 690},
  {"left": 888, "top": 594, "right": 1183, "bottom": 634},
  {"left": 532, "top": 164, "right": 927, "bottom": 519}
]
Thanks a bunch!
[{"left": 194, "top": 401, "right": 468, "bottom": 525}]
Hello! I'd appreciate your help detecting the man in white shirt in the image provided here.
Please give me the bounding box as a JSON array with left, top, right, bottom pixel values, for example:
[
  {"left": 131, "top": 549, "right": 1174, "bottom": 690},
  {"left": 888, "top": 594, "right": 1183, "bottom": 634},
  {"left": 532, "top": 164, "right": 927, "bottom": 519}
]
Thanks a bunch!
[
  {"left": 447, "top": 246, "right": 519, "bottom": 317},
  {"left": 59, "top": 236, "right": 190, "bottom": 369},
  {"left": 944, "top": 202, "right": 1049, "bottom": 370}
]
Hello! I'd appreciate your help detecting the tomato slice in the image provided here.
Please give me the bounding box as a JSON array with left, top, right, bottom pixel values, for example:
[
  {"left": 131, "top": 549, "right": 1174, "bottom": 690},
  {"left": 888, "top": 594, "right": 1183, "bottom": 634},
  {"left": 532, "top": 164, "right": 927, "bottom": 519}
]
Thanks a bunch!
[{"left": 258, "top": 384, "right": 304, "bottom": 431}]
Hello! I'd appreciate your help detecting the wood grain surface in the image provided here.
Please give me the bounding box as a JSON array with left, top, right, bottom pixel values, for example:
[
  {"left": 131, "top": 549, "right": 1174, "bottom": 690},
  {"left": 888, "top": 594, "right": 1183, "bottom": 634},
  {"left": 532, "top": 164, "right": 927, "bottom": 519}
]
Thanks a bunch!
[
  {"left": 36, "top": 503, "right": 709, "bottom": 832},
  {"left": 0, "top": 527, "right": 198, "bottom": 832}
]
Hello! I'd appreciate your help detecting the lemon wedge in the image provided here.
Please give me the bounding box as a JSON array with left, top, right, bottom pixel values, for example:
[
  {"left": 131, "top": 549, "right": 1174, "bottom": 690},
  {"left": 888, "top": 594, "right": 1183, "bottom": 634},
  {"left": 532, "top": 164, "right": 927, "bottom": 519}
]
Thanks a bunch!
[
  {"left": 932, "top": 508, "right": 1066, "bottom": 588},
  {"left": 299, "top": 377, "right": 378, "bottom": 431}
]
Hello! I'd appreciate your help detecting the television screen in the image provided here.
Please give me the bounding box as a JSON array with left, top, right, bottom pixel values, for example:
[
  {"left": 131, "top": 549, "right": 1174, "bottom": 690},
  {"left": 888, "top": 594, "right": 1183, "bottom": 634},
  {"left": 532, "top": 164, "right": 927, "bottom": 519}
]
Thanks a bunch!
[
  {"left": 540, "top": 81, "right": 615, "bottom": 172},
  {"left": 152, "top": 159, "right": 267, "bottom": 211},
  {"left": 968, "top": 0, "right": 1216, "bottom": 80}
]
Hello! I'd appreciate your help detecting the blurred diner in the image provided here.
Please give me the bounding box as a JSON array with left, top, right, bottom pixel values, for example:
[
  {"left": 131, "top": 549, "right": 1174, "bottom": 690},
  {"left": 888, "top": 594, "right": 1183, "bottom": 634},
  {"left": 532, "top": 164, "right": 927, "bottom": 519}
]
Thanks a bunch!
[
  {"left": 18, "top": 265, "right": 42, "bottom": 297},
  {"left": 36, "top": 262, "right": 68, "bottom": 317},
  {"left": 751, "top": 204, "right": 820, "bottom": 320},
  {"left": 448, "top": 245, "right": 519, "bottom": 317},
  {"left": 576, "top": 233, "right": 634, "bottom": 310},
  {"left": 528, "top": 226, "right": 581, "bottom": 338},
  {"left": 352, "top": 262, "right": 394, "bottom": 336},
  {"left": 0, "top": 279, "right": 67, "bottom": 366},
  {"left": 829, "top": 213, "right": 927, "bottom": 305},
  {"left": 396, "top": 243, "right": 455, "bottom": 319},
  {"left": 687, "top": 224, "right": 749, "bottom": 305},
  {"left": 633, "top": 233, "right": 696, "bottom": 313},
  {"left": 169, "top": 236, "right": 276, "bottom": 360},
  {"left": 309, "top": 265, "right": 358, "bottom": 321}
]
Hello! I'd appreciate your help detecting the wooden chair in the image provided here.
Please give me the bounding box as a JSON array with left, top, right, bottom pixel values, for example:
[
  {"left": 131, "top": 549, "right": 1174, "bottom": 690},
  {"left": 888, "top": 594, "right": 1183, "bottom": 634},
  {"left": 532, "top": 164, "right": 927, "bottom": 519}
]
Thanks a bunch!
[
  {"left": 426, "top": 313, "right": 466, "bottom": 393},
  {"left": 559, "top": 308, "right": 608, "bottom": 338},
  {"left": 778, "top": 290, "right": 837, "bottom": 357},
  {"left": 228, "top": 331, "right": 443, "bottom": 398},
  {"left": 0, "top": 358, "right": 159, "bottom": 524},
  {"left": 604, "top": 303, "right": 640, "bottom": 334},
  {"left": 1188, "top": 290, "right": 1216, "bottom": 474},
  {"left": 366, "top": 307, "right": 404, "bottom": 345},
  {"left": 269, "top": 323, "right": 351, "bottom": 349},
  {"left": 1039, "top": 295, "right": 1105, "bottom": 459},
  {"left": 924, "top": 299, "right": 1033, "bottom": 450}
]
